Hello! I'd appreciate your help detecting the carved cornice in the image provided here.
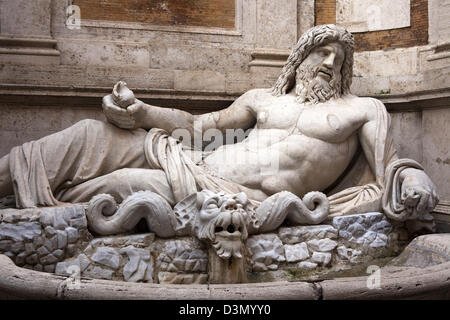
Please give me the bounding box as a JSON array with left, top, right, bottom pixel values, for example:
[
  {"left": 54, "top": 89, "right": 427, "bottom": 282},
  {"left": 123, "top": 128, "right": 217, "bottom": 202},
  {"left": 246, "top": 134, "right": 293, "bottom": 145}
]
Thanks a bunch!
[
  {"left": 0, "top": 37, "right": 60, "bottom": 56},
  {"left": 434, "top": 200, "right": 450, "bottom": 216},
  {"left": 372, "top": 87, "right": 450, "bottom": 112},
  {"left": 1, "top": 83, "right": 449, "bottom": 112},
  {"left": 426, "top": 41, "right": 450, "bottom": 62}
]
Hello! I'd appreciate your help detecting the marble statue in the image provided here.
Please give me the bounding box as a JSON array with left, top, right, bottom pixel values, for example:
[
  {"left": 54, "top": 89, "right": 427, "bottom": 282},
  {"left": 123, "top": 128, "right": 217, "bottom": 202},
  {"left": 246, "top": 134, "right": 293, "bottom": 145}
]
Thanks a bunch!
[{"left": 0, "top": 24, "right": 439, "bottom": 227}]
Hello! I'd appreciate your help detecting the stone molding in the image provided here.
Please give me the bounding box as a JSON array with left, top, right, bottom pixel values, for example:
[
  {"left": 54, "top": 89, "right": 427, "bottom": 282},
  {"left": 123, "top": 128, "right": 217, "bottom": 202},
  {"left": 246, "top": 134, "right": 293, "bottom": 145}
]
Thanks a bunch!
[
  {"left": 426, "top": 41, "right": 450, "bottom": 62},
  {"left": 249, "top": 49, "right": 290, "bottom": 68},
  {"left": 0, "top": 37, "right": 60, "bottom": 57},
  {"left": 1, "top": 84, "right": 450, "bottom": 111},
  {"left": 434, "top": 200, "right": 450, "bottom": 215},
  {"left": 0, "top": 253, "right": 448, "bottom": 299}
]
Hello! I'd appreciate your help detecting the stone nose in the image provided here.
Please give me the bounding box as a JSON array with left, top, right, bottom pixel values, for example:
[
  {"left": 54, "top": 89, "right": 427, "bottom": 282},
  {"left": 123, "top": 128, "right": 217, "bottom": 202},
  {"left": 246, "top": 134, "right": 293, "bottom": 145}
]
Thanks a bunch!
[
  {"left": 322, "top": 52, "right": 336, "bottom": 69},
  {"left": 222, "top": 200, "right": 237, "bottom": 211}
]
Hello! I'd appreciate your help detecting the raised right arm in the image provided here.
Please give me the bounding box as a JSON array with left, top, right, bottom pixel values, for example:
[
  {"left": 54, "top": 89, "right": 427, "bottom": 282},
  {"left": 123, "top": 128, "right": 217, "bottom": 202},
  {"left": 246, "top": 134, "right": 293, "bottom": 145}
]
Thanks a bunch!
[{"left": 103, "top": 88, "right": 258, "bottom": 136}]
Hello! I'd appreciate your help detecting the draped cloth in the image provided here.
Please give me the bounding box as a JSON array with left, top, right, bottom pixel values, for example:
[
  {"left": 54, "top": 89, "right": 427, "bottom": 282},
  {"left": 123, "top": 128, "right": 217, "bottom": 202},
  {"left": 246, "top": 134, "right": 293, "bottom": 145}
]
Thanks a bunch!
[
  {"left": 143, "top": 128, "right": 258, "bottom": 205},
  {"left": 8, "top": 120, "right": 151, "bottom": 208}
]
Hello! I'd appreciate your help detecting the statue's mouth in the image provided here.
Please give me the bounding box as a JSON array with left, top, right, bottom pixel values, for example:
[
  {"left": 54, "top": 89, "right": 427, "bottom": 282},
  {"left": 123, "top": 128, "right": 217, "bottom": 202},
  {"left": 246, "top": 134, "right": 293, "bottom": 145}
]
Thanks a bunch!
[{"left": 318, "top": 69, "right": 332, "bottom": 79}]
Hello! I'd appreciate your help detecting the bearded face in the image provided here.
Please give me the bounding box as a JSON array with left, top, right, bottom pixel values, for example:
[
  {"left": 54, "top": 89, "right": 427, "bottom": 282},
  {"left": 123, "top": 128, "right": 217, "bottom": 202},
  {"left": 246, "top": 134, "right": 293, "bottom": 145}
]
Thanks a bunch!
[
  {"left": 295, "top": 42, "right": 345, "bottom": 104},
  {"left": 194, "top": 191, "right": 249, "bottom": 260}
]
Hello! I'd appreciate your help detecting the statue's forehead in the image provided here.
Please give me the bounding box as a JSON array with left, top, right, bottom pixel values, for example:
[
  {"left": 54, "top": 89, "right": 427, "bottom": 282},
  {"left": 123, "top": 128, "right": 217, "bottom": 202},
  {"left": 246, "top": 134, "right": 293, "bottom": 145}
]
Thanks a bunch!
[{"left": 313, "top": 41, "right": 345, "bottom": 52}]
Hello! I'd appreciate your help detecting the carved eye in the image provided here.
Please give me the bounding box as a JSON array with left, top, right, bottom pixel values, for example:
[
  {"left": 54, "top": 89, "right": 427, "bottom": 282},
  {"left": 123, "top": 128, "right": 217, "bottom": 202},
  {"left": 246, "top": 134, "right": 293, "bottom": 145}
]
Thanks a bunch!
[{"left": 205, "top": 202, "right": 218, "bottom": 210}]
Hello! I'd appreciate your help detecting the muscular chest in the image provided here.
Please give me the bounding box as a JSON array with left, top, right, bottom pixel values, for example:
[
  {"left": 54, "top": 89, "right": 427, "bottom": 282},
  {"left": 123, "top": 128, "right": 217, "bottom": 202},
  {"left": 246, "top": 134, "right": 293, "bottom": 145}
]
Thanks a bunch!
[{"left": 256, "top": 101, "right": 364, "bottom": 143}]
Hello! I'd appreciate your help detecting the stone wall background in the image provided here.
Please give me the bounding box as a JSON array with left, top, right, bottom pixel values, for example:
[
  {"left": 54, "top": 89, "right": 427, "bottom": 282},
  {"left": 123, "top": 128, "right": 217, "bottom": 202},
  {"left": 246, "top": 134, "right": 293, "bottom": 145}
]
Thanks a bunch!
[{"left": 0, "top": 0, "right": 449, "bottom": 219}]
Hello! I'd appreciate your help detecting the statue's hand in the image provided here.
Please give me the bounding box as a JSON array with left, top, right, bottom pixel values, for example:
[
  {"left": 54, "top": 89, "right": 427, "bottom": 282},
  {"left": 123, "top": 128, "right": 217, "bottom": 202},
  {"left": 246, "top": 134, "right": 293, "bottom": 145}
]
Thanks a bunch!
[
  {"left": 102, "top": 94, "right": 147, "bottom": 129},
  {"left": 400, "top": 168, "right": 439, "bottom": 216}
]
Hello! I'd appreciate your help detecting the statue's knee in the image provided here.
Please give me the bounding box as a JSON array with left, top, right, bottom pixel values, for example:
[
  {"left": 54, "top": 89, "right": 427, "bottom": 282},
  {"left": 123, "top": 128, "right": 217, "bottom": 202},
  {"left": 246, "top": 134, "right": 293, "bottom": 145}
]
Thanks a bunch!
[
  {"left": 72, "top": 119, "right": 108, "bottom": 136},
  {"left": 111, "top": 169, "right": 167, "bottom": 186},
  {"left": 75, "top": 119, "right": 101, "bottom": 128}
]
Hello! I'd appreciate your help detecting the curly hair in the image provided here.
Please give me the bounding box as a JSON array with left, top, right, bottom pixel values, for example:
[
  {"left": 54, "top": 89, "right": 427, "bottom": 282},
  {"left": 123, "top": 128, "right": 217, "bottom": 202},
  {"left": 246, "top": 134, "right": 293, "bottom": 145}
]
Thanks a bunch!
[{"left": 272, "top": 24, "right": 354, "bottom": 97}]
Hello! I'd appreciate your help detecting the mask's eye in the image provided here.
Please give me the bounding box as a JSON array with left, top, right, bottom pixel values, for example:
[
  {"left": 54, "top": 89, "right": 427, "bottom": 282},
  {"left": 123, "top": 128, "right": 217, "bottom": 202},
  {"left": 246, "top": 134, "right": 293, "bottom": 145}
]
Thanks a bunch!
[{"left": 206, "top": 202, "right": 218, "bottom": 210}]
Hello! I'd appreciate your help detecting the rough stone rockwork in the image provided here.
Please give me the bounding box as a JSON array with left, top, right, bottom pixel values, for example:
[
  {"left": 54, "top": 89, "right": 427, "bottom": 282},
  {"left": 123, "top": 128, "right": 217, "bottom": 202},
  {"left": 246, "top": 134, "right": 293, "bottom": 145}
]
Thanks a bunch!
[
  {"left": 0, "top": 205, "right": 91, "bottom": 273},
  {"left": 56, "top": 233, "right": 155, "bottom": 282},
  {"left": 245, "top": 212, "right": 408, "bottom": 278},
  {"left": 0, "top": 204, "right": 414, "bottom": 284}
]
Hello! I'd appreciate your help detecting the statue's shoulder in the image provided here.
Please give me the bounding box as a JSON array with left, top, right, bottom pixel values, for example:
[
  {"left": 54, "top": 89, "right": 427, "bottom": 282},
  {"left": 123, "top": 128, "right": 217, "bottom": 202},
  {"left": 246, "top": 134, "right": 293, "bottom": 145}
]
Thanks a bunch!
[
  {"left": 238, "top": 88, "right": 273, "bottom": 111},
  {"left": 345, "top": 95, "right": 387, "bottom": 116},
  {"left": 242, "top": 88, "right": 272, "bottom": 100}
]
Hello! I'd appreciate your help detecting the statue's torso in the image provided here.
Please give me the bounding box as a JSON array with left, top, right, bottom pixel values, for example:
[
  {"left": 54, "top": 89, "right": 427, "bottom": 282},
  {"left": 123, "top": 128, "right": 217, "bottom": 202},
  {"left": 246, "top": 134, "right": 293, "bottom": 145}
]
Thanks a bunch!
[{"left": 204, "top": 90, "right": 371, "bottom": 199}]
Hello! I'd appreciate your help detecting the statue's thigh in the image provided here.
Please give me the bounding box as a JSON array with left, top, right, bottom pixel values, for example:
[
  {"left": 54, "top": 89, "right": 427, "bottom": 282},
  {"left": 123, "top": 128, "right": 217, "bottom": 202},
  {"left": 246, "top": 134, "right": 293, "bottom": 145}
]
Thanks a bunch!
[{"left": 58, "top": 168, "right": 176, "bottom": 206}]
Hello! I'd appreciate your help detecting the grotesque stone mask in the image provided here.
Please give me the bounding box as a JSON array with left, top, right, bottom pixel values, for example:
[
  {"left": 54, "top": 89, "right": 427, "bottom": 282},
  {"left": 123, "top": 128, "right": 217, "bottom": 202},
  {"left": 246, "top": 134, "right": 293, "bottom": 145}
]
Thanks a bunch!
[{"left": 193, "top": 190, "right": 249, "bottom": 259}]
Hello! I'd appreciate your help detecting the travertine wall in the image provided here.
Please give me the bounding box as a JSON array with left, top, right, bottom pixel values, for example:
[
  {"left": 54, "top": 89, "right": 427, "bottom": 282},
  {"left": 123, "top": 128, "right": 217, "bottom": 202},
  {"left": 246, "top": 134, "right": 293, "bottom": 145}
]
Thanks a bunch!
[{"left": 0, "top": 0, "right": 449, "bottom": 214}]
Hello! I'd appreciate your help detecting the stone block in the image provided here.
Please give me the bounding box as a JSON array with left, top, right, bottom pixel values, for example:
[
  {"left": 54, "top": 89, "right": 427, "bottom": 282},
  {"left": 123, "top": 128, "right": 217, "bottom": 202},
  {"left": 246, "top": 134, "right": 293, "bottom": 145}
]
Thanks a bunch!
[
  {"left": 37, "top": 246, "right": 49, "bottom": 257},
  {"left": 246, "top": 234, "right": 286, "bottom": 272},
  {"left": 24, "top": 242, "right": 35, "bottom": 255},
  {"left": 158, "top": 272, "right": 208, "bottom": 285},
  {"left": 0, "top": 222, "right": 41, "bottom": 241},
  {"left": 174, "top": 70, "right": 226, "bottom": 92},
  {"left": 44, "top": 264, "right": 55, "bottom": 273},
  {"left": 40, "top": 253, "right": 58, "bottom": 265},
  {"left": 157, "top": 240, "right": 208, "bottom": 273},
  {"left": 78, "top": 254, "right": 91, "bottom": 272},
  {"left": 34, "top": 264, "right": 43, "bottom": 272},
  {"left": 53, "top": 213, "right": 68, "bottom": 230},
  {"left": 44, "top": 226, "right": 56, "bottom": 238},
  {"left": 56, "top": 230, "right": 67, "bottom": 249},
  {"left": 25, "top": 254, "right": 38, "bottom": 265},
  {"left": 332, "top": 212, "right": 392, "bottom": 250},
  {"left": 83, "top": 266, "right": 114, "bottom": 280},
  {"left": 10, "top": 241, "right": 24, "bottom": 254},
  {"left": 69, "top": 217, "right": 87, "bottom": 229},
  {"left": 65, "top": 227, "right": 79, "bottom": 244},
  {"left": 120, "top": 246, "right": 153, "bottom": 283},
  {"left": 336, "top": 245, "right": 362, "bottom": 263},
  {"left": 39, "top": 211, "right": 54, "bottom": 226},
  {"left": 278, "top": 225, "right": 338, "bottom": 244},
  {"left": 58, "top": 40, "right": 150, "bottom": 68},
  {"left": 298, "top": 261, "right": 318, "bottom": 269},
  {"left": 311, "top": 252, "right": 332, "bottom": 266},
  {"left": 44, "top": 236, "right": 58, "bottom": 252},
  {"left": 284, "top": 243, "right": 310, "bottom": 263},
  {"left": 55, "top": 259, "right": 81, "bottom": 277},
  {"left": 15, "top": 252, "right": 27, "bottom": 266},
  {"left": 91, "top": 247, "right": 120, "bottom": 270},
  {"left": 0, "top": 240, "right": 13, "bottom": 251},
  {"left": 306, "top": 239, "right": 338, "bottom": 252}
]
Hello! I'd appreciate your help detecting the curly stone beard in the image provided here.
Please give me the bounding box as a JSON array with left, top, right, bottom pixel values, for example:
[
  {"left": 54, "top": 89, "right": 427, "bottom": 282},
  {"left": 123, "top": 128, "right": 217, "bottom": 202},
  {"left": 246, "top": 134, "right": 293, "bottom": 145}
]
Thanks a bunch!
[
  {"left": 196, "top": 209, "right": 248, "bottom": 259},
  {"left": 295, "top": 64, "right": 342, "bottom": 104}
]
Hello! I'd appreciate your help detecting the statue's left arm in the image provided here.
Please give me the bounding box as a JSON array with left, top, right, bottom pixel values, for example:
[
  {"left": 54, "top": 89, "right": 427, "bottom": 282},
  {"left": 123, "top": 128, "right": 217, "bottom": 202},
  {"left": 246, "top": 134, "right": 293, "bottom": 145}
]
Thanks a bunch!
[{"left": 358, "top": 98, "right": 439, "bottom": 220}]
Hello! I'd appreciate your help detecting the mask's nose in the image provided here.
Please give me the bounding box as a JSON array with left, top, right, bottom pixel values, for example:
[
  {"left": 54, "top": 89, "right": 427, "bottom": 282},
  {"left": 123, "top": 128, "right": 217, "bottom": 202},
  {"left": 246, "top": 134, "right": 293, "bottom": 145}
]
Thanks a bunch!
[{"left": 222, "top": 200, "right": 237, "bottom": 211}]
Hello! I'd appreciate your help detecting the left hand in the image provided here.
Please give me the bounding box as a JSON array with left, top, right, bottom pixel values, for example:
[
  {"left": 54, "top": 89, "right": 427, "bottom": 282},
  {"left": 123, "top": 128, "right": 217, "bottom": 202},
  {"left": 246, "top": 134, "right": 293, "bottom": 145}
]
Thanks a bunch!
[
  {"left": 400, "top": 168, "right": 439, "bottom": 217},
  {"left": 102, "top": 95, "right": 147, "bottom": 129}
]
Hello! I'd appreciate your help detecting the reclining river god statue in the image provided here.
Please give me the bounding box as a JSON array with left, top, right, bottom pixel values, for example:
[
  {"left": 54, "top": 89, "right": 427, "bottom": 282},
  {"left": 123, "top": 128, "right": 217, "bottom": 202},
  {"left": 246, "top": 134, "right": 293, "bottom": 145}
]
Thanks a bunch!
[{"left": 0, "top": 24, "right": 439, "bottom": 239}]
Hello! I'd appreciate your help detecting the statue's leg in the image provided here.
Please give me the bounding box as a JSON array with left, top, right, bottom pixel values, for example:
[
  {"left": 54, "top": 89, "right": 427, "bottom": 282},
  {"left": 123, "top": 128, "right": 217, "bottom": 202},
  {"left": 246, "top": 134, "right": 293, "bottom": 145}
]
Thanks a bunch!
[
  {"left": 5, "top": 119, "right": 151, "bottom": 207},
  {"left": 57, "top": 168, "right": 176, "bottom": 206}
]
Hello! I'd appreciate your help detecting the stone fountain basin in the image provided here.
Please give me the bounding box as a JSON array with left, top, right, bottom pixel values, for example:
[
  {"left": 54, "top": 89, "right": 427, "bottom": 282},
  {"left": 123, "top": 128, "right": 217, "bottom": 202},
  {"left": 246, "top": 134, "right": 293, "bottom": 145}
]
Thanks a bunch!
[{"left": 0, "top": 233, "right": 449, "bottom": 299}]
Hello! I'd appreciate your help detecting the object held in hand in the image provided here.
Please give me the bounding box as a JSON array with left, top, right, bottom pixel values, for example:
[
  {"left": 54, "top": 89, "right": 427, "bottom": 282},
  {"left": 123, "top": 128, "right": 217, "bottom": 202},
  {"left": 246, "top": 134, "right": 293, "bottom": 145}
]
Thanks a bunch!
[{"left": 112, "top": 81, "right": 135, "bottom": 108}]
